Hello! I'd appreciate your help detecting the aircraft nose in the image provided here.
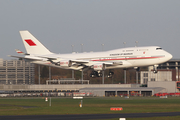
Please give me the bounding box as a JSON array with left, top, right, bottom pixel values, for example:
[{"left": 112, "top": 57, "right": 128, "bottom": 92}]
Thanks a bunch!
[{"left": 166, "top": 53, "right": 173, "bottom": 60}]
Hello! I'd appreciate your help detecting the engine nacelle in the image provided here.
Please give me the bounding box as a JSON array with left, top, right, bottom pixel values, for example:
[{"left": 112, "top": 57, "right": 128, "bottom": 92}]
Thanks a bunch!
[
  {"left": 113, "top": 61, "right": 123, "bottom": 65},
  {"left": 93, "top": 63, "right": 106, "bottom": 71},
  {"left": 60, "top": 60, "right": 72, "bottom": 67}
]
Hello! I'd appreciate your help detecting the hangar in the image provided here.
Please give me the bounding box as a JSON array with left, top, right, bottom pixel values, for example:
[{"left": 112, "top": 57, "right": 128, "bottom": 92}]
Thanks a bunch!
[{"left": 79, "top": 87, "right": 165, "bottom": 97}]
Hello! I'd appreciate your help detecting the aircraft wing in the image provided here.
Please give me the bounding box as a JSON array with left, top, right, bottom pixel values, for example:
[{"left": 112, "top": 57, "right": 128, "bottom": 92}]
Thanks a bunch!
[
  {"left": 71, "top": 59, "right": 90, "bottom": 64},
  {"left": 107, "top": 61, "right": 132, "bottom": 66},
  {"left": 37, "top": 56, "right": 57, "bottom": 60},
  {"left": 8, "top": 55, "right": 44, "bottom": 61},
  {"left": 10, "top": 53, "right": 131, "bottom": 71},
  {"left": 68, "top": 59, "right": 131, "bottom": 71},
  {"left": 70, "top": 59, "right": 122, "bottom": 65}
]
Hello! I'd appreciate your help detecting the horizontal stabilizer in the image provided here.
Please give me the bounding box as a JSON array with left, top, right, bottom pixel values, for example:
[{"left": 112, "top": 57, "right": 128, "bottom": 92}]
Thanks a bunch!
[{"left": 15, "top": 49, "right": 30, "bottom": 55}]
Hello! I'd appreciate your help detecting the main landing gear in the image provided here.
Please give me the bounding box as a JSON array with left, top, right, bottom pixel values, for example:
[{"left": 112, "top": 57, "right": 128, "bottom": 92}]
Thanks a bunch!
[
  {"left": 90, "top": 70, "right": 114, "bottom": 78},
  {"left": 90, "top": 71, "right": 101, "bottom": 78},
  {"left": 107, "top": 71, "right": 114, "bottom": 78}
]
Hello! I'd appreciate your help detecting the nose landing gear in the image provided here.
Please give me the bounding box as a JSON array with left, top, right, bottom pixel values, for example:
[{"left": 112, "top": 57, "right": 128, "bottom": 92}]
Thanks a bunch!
[{"left": 153, "top": 65, "right": 158, "bottom": 73}]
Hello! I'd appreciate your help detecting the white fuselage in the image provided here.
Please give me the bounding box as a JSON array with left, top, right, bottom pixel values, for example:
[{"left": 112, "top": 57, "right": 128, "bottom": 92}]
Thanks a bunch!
[{"left": 31, "top": 46, "right": 172, "bottom": 70}]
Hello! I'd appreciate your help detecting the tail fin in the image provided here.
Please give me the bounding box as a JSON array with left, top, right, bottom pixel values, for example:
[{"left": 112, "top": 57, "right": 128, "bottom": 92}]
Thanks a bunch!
[{"left": 19, "top": 31, "right": 52, "bottom": 55}]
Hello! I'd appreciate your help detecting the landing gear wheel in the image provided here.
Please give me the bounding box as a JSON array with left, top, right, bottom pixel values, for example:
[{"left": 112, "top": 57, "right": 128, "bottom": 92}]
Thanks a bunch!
[
  {"left": 108, "top": 72, "right": 114, "bottom": 78},
  {"left": 153, "top": 70, "right": 158, "bottom": 73},
  {"left": 98, "top": 73, "right": 102, "bottom": 77},
  {"left": 153, "top": 65, "right": 158, "bottom": 74}
]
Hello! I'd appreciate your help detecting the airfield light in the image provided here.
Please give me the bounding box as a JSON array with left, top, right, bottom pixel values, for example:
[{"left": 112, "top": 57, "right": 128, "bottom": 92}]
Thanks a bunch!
[
  {"left": 101, "top": 44, "right": 104, "bottom": 51},
  {"left": 110, "top": 107, "right": 123, "bottom": 111},
  {"left": 71, "top": 45, "right": 74, "bottom": 52},
  {"left": 81, "top": 43, "right": 83, "bottom": 52},
  {"left": 123, "top": 42, "right": 126, "bottom": 48},
  {"left": 135, "top": 41, "right": 138, "bottom": 47},
  {"left": 79, "top": 100, "right": 83, "bottom": 108}
]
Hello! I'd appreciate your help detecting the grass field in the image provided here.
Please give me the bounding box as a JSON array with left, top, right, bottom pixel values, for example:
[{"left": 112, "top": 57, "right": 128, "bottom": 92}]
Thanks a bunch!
[
  {"left": 0, "top": 97, "right": 180, "bottom": 119},
  {"left": 102, "top": 116, "right": 180, "bottom": 120}
]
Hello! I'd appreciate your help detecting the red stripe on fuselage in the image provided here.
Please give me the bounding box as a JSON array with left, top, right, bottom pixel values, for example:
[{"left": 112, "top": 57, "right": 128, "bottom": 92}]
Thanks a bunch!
[
  {"left": 25, "top": 39, "right": 36, "bottom": 46},
  {"left": 91, "top": 56, "right": 163, "bottom": 62}
]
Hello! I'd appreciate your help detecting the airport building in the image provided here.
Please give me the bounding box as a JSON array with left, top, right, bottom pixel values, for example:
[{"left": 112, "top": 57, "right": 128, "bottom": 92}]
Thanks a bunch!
[
  {"left": 140, "top": 69, "right": 173, "bottom": 84},
  {"left": 0, "top": 59, "right": 34, "bottom": 84},
  {"left": 0, "top": 59, "right": 180, "bottom": 97},
  {"left": 140, "top": 59, "right": 180, "bottom": 93},
  {"left": 140, "top": 59, "right": 180, "bottom": 84}
]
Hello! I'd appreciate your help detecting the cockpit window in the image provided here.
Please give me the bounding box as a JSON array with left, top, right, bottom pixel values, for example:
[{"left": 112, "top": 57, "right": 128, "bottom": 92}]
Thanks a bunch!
[{"left": 156, "top": 48, "right": 162, "bottom": 50}]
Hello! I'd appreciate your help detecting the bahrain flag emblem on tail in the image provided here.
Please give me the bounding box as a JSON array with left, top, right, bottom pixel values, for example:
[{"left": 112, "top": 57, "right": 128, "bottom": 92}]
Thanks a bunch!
[{"left": 25, "top": 39, "right": 36, "bottom": 46}]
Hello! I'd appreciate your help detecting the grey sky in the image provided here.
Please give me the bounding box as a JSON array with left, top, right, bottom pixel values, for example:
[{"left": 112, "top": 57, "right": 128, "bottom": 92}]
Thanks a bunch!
[{"left": 0, "top": 0, "right": 180, "bottom": 59}]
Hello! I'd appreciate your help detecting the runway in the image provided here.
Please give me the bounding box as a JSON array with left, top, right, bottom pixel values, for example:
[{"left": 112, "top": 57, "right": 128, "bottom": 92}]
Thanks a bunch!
[{"left": 0, "top": 112, "right": 180, "bottom": 120}]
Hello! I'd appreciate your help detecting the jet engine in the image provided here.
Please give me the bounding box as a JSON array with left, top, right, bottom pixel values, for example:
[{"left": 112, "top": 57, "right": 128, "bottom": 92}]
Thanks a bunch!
[
  {"left": 93, "top": 63, "right": 106, "bottom": 71},
  {"left": 60, "top": 60, "right": 72, "bottom": 67}
]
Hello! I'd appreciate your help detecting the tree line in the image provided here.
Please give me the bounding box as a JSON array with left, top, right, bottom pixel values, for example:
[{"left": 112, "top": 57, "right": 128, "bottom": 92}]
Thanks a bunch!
[{"left": 34, "top": 64, "right": 147, "bottom": 84}]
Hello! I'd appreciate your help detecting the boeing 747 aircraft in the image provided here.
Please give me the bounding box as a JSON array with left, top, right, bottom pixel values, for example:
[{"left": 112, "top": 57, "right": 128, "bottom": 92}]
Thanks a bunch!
[{"left": 10, "top": 31, "right": 172, "bottom": 77}]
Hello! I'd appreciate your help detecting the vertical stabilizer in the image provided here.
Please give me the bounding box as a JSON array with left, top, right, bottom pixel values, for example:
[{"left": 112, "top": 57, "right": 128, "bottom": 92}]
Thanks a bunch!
[{"left": 19, "top": 31, "right": 52, "bottom": 55}]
